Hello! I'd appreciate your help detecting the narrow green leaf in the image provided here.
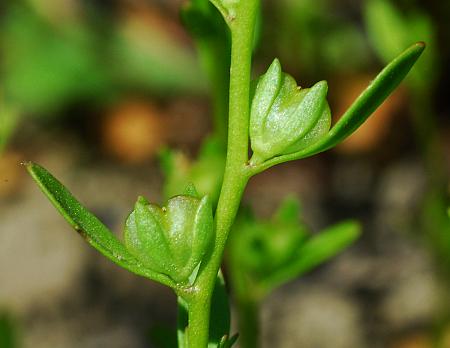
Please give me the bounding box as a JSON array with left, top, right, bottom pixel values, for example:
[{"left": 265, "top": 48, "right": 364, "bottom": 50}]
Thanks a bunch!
[
  {"left": 25, "top": 162, "right": 175, "bottom": 288},
  {"left": 294, "top": 42, "right": 425, "bottom": 157},
  {"left": 218, "top": 333, "right": 238, "bottom": 348},
  {"left": 261, "top": 220, "right": 361, "bottom": 293}
]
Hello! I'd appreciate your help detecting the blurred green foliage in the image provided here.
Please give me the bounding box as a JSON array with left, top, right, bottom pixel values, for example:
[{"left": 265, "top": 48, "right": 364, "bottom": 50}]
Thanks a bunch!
[
  {"left": 229, "top": 198, "right": 360, "bottom": 300},
  {"left": 181, "top": 0, "right": 231, "bottom": 143},
  {"left": 0, "top": 0, "right": 206, "bottom": 153},
  {"left": 0, "top": 95, "right": 19, "bottom": 152},
  {"left": 1, "top": 3, "right": 111, "bottom": 114},
  {"left": 273, "top": 0, "right": 370, "bottom": 76},
  {"left": 0, "top": 312, "right": 18, "bottom": 348},
  {"left": 365, "top": 0, "right": 438, "bottom": 90}
]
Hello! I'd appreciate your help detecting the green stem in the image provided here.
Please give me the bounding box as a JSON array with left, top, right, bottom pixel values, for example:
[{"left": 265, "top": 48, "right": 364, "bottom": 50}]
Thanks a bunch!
[{"left": 185, "top": 1, "right": 259, "bottom": 347}]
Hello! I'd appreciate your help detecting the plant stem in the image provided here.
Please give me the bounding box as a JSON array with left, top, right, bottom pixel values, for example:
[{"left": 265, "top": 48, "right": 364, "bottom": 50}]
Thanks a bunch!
[{"left": 185, "top": 1, "right": 259, "bottom": 347}]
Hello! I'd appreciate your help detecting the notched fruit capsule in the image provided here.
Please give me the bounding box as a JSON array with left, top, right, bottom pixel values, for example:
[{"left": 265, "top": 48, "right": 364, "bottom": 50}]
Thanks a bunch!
[
  {"left": 124, "top": 191, "right": 214, "bottom": 284},
  {"left": 249, "top": 58, "right": 331, "bottom": 164}
]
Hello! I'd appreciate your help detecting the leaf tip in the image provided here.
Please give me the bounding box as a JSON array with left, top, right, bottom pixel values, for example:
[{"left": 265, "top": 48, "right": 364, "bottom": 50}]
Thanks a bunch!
[
  {"left": 183, "top": 182, "right": 200, "bottom": 198},
  {"left": 343, "top": 220, "right": 363, "bottom": 239},
  {"left": 416, "top": 41, "right": 426, "bottom": 48},
  {"left": 23, "top": 161, "right": 43, "bottom": 182},
  {"left": 136, "top": 195, "right": 150, "bottom": 207},
  {"left": 313, "top": 80, "right": 329, "bottom": 94},
  {"left": 268, "top": 58, "right": 282, "bottom": 73},
  {"left": 22, "top": 161, "right": 35, "bottom": 171},
  {"left": 408, "top": 41, "right": 426, "bottom": 58}
]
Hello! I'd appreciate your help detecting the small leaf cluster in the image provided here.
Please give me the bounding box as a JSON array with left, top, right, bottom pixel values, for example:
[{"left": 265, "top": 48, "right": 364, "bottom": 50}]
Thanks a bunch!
[{"left": 229, "top": 198, "right": 360, "bottom": 299}]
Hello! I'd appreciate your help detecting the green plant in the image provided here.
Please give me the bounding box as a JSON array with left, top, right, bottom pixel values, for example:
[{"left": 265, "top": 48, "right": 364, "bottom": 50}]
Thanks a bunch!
[
  {"left": 228, "top": 198, "right": 360, "bottom": 347},
  {"left": 25, "top": 0, "right": 424, "bottom": 347}
]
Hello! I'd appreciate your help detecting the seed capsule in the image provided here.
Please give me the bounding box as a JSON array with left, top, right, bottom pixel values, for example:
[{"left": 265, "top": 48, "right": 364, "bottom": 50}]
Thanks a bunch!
[
  {"left": 124, "top": 192, "right": 214, "bottom": 284},
  {"left": 250, "top": 59, "right": 331, "bottom": 164}
]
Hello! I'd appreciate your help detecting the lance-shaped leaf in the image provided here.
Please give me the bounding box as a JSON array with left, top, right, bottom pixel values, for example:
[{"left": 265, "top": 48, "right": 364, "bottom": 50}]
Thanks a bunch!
[
  {"left": 302, "top": 42, "right": 425, "bottom": 154},
  {"left": 250, "top": 42, "right": 425, "bottom": 174},
  {"left": 25, "top": 162, "right": 176, "bottom": 288},
  {"left": 218, "top": 334, "right": 238, "bottom": 348},
  {"left": 260, "top": 220, "right": 361, "bottom": 294}
]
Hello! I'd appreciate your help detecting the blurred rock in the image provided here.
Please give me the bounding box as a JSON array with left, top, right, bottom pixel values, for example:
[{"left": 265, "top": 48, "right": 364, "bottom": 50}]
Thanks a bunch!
[
  {"left": 263, "top": 284, "right": 365, "bottom": 348},
  {"left": 331, "top": 75, "right": 405, "bottom": 154},
  {"left": 0, "top": 151, "right": 24, "bottom": 198},
  {"left": 389, "top": 333, "right": 432, "bottom": 348},
  {"left": 442, "top": 325, "right": 450, "bottom": 348},
  {"left": 245, "top": 159, "right": 326, "bottom": 229},
  {"left": 375, "top": 160, "right": 426, "bottom": 241},
  {"left": 379, "top": 270, "right": 444, "bottom": 330},
  {"left": 23, "top": 309, "right": 145, "bottom": 348},
  {"left": 331, "top": 158, "right": 375, "bottom": 204},
  {"left": 166, "top": 98, "right": 210, "bottom": 151},
  {"left": 0, "top": 178, "right": 87, "bottom": 313},
  {"left": 101, "top": 100, "right": 167, "bottom": 163},
  {"left": 0, "top": 136, "right": 176, "bottom": 345}
]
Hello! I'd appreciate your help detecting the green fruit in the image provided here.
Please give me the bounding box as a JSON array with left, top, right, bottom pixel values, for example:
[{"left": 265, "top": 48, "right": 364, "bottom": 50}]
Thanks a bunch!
[
  {"left": 250, "top": 59, "right": 331, "bottom": 164},
  {"left": 124, "top": 193, "right": 214, "bottom": 284}
]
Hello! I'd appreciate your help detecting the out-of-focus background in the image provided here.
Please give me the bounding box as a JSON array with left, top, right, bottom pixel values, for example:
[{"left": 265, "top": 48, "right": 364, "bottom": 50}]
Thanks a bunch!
[{"left": 0, "top": 0, "right": 449, "bottom": 347}]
